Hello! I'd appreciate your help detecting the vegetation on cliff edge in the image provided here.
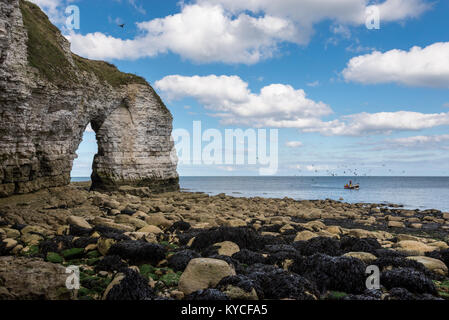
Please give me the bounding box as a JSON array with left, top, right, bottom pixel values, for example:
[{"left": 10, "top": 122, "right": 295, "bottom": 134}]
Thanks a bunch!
[{"left": 20, "top": 0, "right": 147, "bottom": 88}]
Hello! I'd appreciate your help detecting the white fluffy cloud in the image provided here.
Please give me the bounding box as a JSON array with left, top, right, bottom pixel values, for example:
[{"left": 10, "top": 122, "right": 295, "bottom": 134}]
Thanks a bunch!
[
  {"left": 66, "top": 0, "right": 431, "bottom": 64},
  {"left": 342, "top": 42, "right": 449, "bottom": 88},
  {"left": 69, "top": 4, "right": 300, "bottom": 63},
  {"left": 155, "top": 74, "right": 332, "bottom": 126},
  {"left": 156, "top": 74, "right": 449, "bottom": 136}
]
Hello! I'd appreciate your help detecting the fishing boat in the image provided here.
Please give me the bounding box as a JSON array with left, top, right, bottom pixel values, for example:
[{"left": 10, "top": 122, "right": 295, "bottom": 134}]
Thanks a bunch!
[{"left": 344, "top": 184, "right": 360, "bottom": 190}]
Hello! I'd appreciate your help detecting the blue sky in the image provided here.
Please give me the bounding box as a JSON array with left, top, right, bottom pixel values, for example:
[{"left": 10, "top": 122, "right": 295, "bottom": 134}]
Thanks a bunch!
[{"left": 32, "top": 0, "right": 449, "bottom": 177}]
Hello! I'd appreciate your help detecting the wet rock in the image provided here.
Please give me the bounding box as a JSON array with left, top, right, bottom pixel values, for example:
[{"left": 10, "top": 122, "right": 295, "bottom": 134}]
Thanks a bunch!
[
  {"left": 290, "top": 254, "right": 366, "bottom": 294},
  {"left": 95, "top": 255, "right": 129, "bottom": 273},
  {"left": 381, "top": 268, "right": 437, "bottom": 295},
  {"left": 108, "top": 240, "right": 166, "bottom": 265},
  {"left": 104, "top": 269, "right": 155, "bottom": 300},
  {"left": 0, "top": 256, "right": 71, "bottom": 300},
  {"left": 168, "top": 249, "right": 201, "bottom": 272},
  {"left": 178, "top": 258, "right": 236, "bottom": 295},
  {"left": 186, "top": 289, "right": 230, "bottom": 300}
]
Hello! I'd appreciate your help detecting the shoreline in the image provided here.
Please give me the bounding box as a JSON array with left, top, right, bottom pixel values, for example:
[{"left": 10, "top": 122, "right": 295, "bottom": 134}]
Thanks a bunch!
[{"left": 0, "top": 182, "right": 448, "bottom": 300}]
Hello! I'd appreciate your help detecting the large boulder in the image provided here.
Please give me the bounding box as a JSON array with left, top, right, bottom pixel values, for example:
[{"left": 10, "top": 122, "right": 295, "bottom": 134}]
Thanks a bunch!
[
  {"left": 406, "top": 256, "right": 448, "bottom": 276},
  {"left": 0, "top": 257, "right": 71, "bottom": 300},
  {"left": 395, "top": 241, "right": 436, "bottom": 256},
  {"left": 178, "top": 258, "right": 236, "bottom": 295}
]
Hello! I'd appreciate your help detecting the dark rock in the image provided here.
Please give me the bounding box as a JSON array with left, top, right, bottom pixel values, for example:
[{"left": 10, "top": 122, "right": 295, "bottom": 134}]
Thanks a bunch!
[
  {"left": 375, "top": 249, "right": 407, "bottom": 258},
  {"left": 293, "top": 237, "right": 342, "bottom": 256},
  {"left": 344, "top": 289, "right": 383, "bottom": 300},
  {"left": 108, "top": 240, "right": 166, "bottom": 265},
  {"left": 189, "top": 227, "right": 276, "bottom": 251},
  {"left": 232, "top": 249, "right": 266, "bottom": 265},
  {"left": 385, "top": 287, "right": 442, "bottom": 300},
  {"left": 264, "top": 244, "right": 300, "bottom": 265},
  {"left": 186, "top": 289, "right": 230, "bottom": 300},
  {"left": 69, "top": 224, "right": 92, "bottom": 237},
  {"left": 247, "top": 268, "right": 319, "bottom": 300},
  {"left": 106, "top": 269, "right": 155, "bottom": 300},
  {"left": 39, "top": 236, "right": 74, "bottom": 256},
  {"left": 72, "top": 236, "right": 97, "bottom": 249},
  {"left": 120, "top": 208, "right": 136, "bottom": 215},
  {"left": 340, "top": 236, "right": 381, "bottom": 254},
  {"left": 168, "top": 221, "right": 191, "bottom": 232},
  {"left": 217, "top": 275, "right": 262, "bottom": 297},
  {"left": 290, "top": 254, "right": 366, "bottom": 294},
  {"left": 94, "top": 226, "right": 130, "bottom": 241},
  {"left": 95, "top": 255, "right": 128, "bottom": 272},
  {"left": 374, "top": 257, "right": 433, "bottom": 278},
  {"left": 381, "top": 268, "right": 437, "bottom": 295},
  {"left": 426, "top": 249, "right": 449, "bottom": 268},
  {"left": 168, "top": 249, "right": 201, "bottom": 272}
]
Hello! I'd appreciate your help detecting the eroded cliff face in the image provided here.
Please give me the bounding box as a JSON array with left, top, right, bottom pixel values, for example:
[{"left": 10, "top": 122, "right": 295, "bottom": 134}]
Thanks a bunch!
[{"left": 0, "top": 0, "right": 179, "bottom": 197}]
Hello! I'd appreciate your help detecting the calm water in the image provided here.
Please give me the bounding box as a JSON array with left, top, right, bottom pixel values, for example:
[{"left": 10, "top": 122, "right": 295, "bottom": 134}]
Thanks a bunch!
[
  {"left": 180, "top": 176, "right": 449, "bottom": 212},
  {"left": 71, "top": 176, "right": 449, "bottom": 212}
]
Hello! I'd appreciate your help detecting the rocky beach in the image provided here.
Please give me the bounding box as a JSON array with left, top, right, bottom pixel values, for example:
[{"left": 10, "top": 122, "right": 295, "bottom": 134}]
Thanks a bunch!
[{"left": 1, "top": 181, "right": 448, "bottom": 300}]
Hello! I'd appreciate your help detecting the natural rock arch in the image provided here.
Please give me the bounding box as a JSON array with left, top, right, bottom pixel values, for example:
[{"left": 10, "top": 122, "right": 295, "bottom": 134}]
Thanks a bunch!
[{"left": 0, "top": 0, "right": 179, "bottom": 197}]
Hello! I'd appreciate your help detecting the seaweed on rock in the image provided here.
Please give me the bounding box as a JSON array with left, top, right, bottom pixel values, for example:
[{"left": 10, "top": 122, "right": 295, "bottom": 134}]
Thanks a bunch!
[
  {"left": 108, "top": 240, "right": 166, "bottom": 265},
  {"left": 186, "top": 289, "right": 230, "bottom": 300},
  {"left": 246, "top": 268, "right": 319, "bottom": 300},
  {"left": 106, "top": 269, "right": 155, "bottom": 300},
  {"left": 167, "top": 249, "right": 201, "bottom": 272},
  {"left": 232, "top": 249, "right": 266, "bottom": 265},
  {"left": 339, "top": 236, "right": 381, "bottom": 254},
  {"left": 381, "top": 268, "right": 438, "bottom": 295},
  {"left": 290, "top": 253, "right": 367, "bottom": 294},
  {"left": 293, "top": 237, "right": 342, "bottom": 257},
  {"left": 95, "top": 255, "right": 129, "bottom": 273}
]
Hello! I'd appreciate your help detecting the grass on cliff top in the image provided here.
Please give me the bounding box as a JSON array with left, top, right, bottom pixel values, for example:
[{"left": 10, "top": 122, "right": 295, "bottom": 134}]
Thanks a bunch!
[
  {"left": 72, "top": 54, "right": 147, "bottom": 87},
  {"left": 20, "top": 0, "right": 147, "bottom": 88}
]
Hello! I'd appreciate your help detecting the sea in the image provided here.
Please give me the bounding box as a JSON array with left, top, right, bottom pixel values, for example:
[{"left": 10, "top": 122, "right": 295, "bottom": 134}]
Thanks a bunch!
[{"left": 71, "top": 176, "right": 449, "bottom": 212}]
